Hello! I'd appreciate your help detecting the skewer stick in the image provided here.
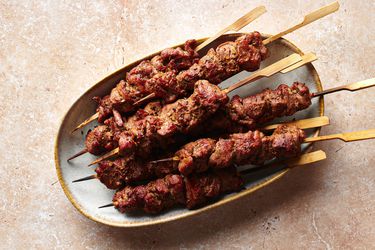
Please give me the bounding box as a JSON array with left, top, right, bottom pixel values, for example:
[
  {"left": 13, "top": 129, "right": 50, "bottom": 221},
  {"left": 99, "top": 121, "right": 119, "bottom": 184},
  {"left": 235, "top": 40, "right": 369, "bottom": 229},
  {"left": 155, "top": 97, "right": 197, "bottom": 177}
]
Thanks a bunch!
[
  {"left": 312, "top": 78, "right": 375, "bottom": 97},
  {"left": 98, "top": 150, "right": 327, "bottom": 209},
  {"left": 263, "top": 2, "right": 340, "bottom": 45},
  {"left": 74, "top": 2, "right": 339, "bottom": 132},
  {"left": 223, "top": 53, "right": 303, "bottom": 93},
  {"left": 89, "top": 148, "right": 119, "bottom": 166},
  {"left": 241, "top": 150, "right": 326, "bottom": 175},
  {"left": 71, "top": 113, "right": 99, "bottom": 133},
  {"left": 262, "top": 116, "right": 329, "bottom": 131},
  {"left": 133, "top": 93, "right": 156, "bottom": 106},
  {"left": 304, "top": 129, "right": 375, "bottom": 143},
  {"left": 67, "top": 148, "right": 88, "bottom": 161},
  {"left": 72, "top": 174, "right": 97, "bottom": 183},
  {"left": 195, "top": 6, "right": 267, "bottom": 51},
  {"left": 281, "top": 53, "right": 317, "bottom": 73}
]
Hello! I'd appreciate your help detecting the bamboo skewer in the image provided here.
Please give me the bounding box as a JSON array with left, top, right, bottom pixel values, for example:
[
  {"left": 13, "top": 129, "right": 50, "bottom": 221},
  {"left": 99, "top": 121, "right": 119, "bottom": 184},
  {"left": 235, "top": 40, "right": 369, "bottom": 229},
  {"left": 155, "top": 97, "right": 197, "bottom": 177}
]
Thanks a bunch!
[
  {"left": 263, "top": 2, "right": 340, "bottom": 45},
  {"left": 304, "top": 129, "right": 375, "bottom": 143},
  {"left": 312, "top": 78, "right": 375, "bottom": 97},
  {"left": 72, "top": 113, "right": 99, "bottom": 133},
  {"left": 195, "top": 6, "right": 267, "bottom": 51},
  {"left": 67, "top": 148, "right": 88, "bottom": 161},
  {"left": 98, "top": 150, "right": 327, "bottom": 209}
]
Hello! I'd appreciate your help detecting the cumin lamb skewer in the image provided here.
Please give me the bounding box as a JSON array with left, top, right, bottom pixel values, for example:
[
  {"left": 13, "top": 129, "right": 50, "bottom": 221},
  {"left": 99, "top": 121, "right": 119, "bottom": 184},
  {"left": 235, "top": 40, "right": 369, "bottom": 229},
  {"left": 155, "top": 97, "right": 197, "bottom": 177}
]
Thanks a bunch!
[
  {"left": 99, "top": 150, "right": 327, "bottom": 214},
  {"left": 74, "top": 123, "right": 307, "bottom": 189}
]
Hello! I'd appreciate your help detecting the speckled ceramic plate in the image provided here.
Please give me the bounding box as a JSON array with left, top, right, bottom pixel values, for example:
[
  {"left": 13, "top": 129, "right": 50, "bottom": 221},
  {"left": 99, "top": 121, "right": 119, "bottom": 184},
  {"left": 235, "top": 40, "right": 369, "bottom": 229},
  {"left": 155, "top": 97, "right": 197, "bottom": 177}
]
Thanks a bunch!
[{"left": 55, "top": 33, "right": 324, "bottom": 227}]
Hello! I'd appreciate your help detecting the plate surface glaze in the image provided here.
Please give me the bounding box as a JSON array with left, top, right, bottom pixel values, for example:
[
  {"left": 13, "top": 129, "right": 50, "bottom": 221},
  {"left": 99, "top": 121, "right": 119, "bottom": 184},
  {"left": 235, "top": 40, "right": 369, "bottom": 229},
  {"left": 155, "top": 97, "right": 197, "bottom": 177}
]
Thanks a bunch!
[{"left": 55, "top": 33, "right": 324, "bottom": 227}]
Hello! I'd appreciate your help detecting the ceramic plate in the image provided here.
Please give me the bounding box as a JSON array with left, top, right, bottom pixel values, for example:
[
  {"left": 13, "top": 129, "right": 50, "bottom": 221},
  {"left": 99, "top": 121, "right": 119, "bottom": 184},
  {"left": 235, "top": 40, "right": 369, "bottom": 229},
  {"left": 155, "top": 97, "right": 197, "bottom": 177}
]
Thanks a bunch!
[{"left": 55, "top": 33, "right": 324, "bottom": 227}]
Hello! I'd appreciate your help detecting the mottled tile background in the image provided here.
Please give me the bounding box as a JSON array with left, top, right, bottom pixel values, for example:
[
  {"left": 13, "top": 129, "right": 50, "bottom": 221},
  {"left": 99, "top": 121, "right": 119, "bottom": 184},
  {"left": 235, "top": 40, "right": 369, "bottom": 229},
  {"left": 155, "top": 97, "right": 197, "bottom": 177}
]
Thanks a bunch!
[{"left": 0, "top": 0, "right": 374, "bottom": 249}]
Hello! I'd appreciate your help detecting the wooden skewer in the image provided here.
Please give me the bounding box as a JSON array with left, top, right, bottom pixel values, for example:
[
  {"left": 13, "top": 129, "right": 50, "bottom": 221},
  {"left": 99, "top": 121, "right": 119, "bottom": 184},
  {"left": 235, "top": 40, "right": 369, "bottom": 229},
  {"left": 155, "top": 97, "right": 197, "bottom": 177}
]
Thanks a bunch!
[
  {"left": 67, "top": 148, "right": 88, "bottom": 162},
  {"left": 195, "top": 6, "right": 267, "bottom": 51},
  {"left": 88, "top": 53, "right": 306, "bottom": 165},
  {"left": 98, "top": 149, "right": 327, "bottom": 209},
  {"left": 72, "top": 174, "right": 97, "bottom": 183},
  {"left": 312, "top": 78, "right": 375, "bottom": 97},
  {"left": 304, "top": 129, "right": 375, "bottom": 143},
  {"left": 263, "top": 1, "right": 340, "bottom": 45},
  {"left": 281, "top": 53, "right": 317, "bottom": 73},
  {"left": 241, "top": 150, "right": 326, "bottom": 175},
  {"left": 73, "top": 7, "right": 266, "bottom": 132},
  {"left": 223, "top": 53, "right": 302, "bottom": 93},
  {"left": 133, "top": 93, "right": 157, "bottom": 106},
  {"left": 261, "top": 116, "right": 329, "bottom": 131},
  {"left": 71, "top": 113, "right": 99, "bottom": 133}
]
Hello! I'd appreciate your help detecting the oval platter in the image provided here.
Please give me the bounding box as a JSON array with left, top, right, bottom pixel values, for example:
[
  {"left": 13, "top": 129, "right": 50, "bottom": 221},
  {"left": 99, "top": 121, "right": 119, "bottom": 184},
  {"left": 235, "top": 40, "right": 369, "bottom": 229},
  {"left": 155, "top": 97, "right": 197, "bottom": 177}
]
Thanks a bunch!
[{"left": 55, "top": 33, "right": 324, "bottom": 227}]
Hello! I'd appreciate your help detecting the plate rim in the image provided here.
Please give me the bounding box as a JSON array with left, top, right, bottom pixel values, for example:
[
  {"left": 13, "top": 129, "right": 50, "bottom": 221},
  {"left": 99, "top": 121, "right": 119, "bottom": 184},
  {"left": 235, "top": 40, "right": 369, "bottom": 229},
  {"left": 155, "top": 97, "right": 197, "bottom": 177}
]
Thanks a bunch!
[{"left": 54, "top": 33, "right": 324, "bottom": 227}]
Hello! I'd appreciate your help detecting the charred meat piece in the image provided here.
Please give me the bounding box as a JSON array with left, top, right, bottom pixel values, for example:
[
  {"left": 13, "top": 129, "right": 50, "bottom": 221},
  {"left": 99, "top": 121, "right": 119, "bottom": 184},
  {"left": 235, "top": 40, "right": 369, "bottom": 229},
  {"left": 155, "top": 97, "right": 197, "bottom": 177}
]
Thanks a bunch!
[
  {"left": 95, "top": 156, "right": 178, "bottom": 189},
  {"left": 113, "top": 167, "right": 243, "bottom": 214},
  {"left": 113, "top": 174, "right": 186, "bottom": 214},
  {"left": 185, "top": 167, "right": 243, "bottom": 209}
]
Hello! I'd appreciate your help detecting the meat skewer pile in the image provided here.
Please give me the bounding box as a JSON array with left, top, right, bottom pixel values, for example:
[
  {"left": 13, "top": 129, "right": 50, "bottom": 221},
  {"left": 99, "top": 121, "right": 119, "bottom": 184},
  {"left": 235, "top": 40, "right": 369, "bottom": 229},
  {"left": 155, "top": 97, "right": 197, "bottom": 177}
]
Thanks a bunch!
[
  {"left": 68, "top": 2, "right": 375, "bottom": 218},
  {"left": 86, "top": 54, "right": 304, "bottom": 165},
  {"left": 81, "top": 124, "right": 304, "bottom": 190}
]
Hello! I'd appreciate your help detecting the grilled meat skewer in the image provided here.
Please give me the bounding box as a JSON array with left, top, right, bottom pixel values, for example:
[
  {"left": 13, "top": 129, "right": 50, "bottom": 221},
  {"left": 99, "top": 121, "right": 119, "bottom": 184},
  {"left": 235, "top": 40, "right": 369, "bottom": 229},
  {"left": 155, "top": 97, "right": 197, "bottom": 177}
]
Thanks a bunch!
[
  {"left": 75, "top": 124, "right": 305, "bottom": 189},
  {"left": 112, "top": 167, "right": 243, "bottom": 214}
]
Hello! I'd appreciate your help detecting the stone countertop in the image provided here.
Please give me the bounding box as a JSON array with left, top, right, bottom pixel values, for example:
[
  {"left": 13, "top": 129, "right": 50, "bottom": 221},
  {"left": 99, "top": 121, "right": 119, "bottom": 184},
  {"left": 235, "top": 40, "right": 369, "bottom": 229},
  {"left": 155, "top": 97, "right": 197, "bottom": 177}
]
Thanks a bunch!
[{"left": 1, "top": 0, "right": 374, "bottom": 249}]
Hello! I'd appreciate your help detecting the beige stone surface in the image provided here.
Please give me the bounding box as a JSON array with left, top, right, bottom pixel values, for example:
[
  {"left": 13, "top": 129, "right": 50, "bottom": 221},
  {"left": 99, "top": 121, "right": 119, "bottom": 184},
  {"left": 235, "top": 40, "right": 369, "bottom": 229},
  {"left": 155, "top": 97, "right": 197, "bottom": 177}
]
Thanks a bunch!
[{"left": 1, "top": 0, "right": 374, "bottom": 249}]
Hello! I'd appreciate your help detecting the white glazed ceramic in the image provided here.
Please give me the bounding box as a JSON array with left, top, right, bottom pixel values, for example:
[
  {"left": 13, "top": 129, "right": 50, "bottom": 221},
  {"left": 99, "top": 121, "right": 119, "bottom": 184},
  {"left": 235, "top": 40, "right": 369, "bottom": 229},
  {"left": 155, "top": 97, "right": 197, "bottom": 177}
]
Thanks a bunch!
[{"left": 55, "top": 33, "right": 323, "bottom": 227}]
